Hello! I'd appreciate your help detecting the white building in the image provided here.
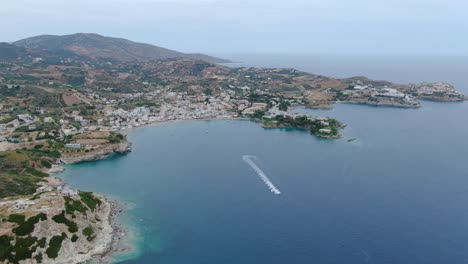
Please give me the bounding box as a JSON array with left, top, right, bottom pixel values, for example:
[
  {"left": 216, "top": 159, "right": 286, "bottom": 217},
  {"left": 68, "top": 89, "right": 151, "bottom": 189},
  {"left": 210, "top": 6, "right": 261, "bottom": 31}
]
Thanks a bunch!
[
  {"left": 319, "top": 128, "right": 332, "bottom": 134},
  {"left": 65, "top": 143, "right": 81, "bottom": 149}
]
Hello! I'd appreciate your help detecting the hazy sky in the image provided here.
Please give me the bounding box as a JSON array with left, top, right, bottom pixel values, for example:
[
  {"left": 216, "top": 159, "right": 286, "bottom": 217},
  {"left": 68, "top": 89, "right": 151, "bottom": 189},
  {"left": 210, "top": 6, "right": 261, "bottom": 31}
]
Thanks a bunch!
[{"left": 2, "top": 0, "right": 467, "bottom": 55}]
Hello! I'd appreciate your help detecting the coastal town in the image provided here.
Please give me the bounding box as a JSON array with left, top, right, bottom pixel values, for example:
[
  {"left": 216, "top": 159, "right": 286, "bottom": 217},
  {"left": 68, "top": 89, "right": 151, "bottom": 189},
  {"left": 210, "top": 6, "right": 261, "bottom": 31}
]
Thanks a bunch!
[
  {"left": 0, "top": 36, "right": 466, "bottom": 263},
  {"left": 1, "top": 56, "right": 465, "bottom": 146}
]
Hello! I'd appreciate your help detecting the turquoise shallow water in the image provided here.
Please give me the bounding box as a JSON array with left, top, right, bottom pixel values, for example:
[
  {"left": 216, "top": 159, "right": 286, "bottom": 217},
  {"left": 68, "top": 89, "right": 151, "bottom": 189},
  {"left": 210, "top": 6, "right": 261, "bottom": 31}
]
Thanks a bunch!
[{"left": 58, "top": 55, "right": 468, "bottom": 263}]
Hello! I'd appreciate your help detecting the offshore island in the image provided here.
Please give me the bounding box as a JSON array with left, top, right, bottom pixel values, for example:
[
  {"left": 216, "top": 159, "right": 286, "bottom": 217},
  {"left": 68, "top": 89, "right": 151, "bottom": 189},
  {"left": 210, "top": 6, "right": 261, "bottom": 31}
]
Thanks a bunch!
[{"left": 0, "top": 33, "right": 465, "bottom": 263}]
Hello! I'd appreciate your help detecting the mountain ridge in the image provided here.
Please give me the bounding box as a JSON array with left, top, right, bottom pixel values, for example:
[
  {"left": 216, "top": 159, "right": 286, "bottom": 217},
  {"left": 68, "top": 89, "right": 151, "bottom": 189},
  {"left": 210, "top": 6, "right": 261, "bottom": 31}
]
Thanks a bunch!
[{"left": 13, "top": 33, "right": 230, "bottom": 63}]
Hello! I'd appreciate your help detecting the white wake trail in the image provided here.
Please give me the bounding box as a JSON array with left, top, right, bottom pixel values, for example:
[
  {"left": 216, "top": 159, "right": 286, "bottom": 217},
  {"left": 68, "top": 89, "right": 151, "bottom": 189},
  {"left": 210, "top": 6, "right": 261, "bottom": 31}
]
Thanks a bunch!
[{"left": 242, "top": 155, "right": 281, "bottom": 195}]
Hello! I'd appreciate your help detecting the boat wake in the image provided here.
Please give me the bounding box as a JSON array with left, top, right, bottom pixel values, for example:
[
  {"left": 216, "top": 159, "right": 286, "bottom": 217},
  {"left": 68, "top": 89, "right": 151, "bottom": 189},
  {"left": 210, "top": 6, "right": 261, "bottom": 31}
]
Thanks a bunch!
[{"left": 242, "top": 155, "right": 281, "bottom": 195}]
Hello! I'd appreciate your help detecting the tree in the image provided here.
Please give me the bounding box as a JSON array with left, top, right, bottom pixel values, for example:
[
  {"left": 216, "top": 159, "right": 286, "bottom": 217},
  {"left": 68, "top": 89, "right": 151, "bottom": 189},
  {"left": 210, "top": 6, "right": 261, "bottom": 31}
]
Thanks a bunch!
[{"left": 278, "top": 100, "right": 290, "bottom": 111}]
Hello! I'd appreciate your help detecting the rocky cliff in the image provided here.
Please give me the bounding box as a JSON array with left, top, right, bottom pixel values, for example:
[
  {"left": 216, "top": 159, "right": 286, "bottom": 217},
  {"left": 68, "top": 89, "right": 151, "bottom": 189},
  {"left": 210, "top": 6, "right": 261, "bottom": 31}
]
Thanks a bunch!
[{"left": 60, "top": 142, "right": 131, "bottom": 165}]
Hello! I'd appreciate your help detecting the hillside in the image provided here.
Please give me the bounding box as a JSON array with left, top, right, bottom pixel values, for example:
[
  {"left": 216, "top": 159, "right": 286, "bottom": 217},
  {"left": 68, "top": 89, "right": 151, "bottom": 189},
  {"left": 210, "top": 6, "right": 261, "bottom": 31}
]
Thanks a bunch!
[
  {"left": 13, "top": 33, "right": 230, "bottom": 63},
  {"left": 0, "top": 43, "right": 30, "bottom": 60},
  {"left": 0, "top": 43, "right": 55, "bottom": 61}
]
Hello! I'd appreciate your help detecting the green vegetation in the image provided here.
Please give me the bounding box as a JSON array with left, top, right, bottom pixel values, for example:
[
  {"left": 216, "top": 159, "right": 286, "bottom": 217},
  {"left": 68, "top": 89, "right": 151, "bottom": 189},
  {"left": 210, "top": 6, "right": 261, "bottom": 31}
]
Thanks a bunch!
[
  {"left": 261, "top": 115, "right": 342, "bottom": 138},
  {"left": 37, "top": 237, "right": 47, "bottom": 248},
  {"left": 303, "top": 84, "right": 316, "bottom": 90},
  {"left": 8, "top": 213, "right": 26, "bottom": 224},
  {"left": 0, "top": 115, "right": 17, "bottom": 124},
  {"left": 248, "top": 92, "right": 275, "bottom": 104},
  {"left": 25, "top": 167, "right": 48, "bottom": 177},
  {"left": 0, "top": 150, "right": 54, "bottom": 198},
  {"left": 82, "top": 225, "right": 95, "bottom": 241},
  {"left": 31, "top": 191, "right": 47, "bottom": 200},
  {"left": 282, "top": 86, "right": 300, "bottom": 92},
  {"left": 40, "top": 159, "right": 52, "bottom": 168},
  {"left": 45, "top": 233, "right": 67, "bottom": 259},
  {"left": 171, "top": 84, "right": 189, "bottom": 93},
  {"left": 261, "top": 118, "right": 277, "bottom": 127},
  {"left": 0, "top": 85, "right": 21, "bottom": 97},
  {"left": 12, "top": 213, "right": 47, "bottom": 236},
  {"left": 0, "top": 147, "right": 61, "bottom": 198},
  {"left": 108, "top": 132, "right": 124, "bottom": 143},
  {"left": 34, "top": 253, "right": 43, "bottom": 263},
  {"left": 67, "top": 76, "right": 85, "bottom": 87},
  {"left": 133, "top": 101, "right": 159, "bottom": 108},
  {"left": 64, "top": 196, "right": 88, "bottom": 215},
  {"left": 52, "top": 210, "right": 78, "bottom": 233},
  {"left": 334, "top": 91, "right": 349, "bottom": 100},
  {"left": 278, "top": 99, "right": 290, "bottom": 111},
  {"left": 71, "top": 121, "right": 82, "bottom": 129},
  {"left": 251, "top": 110, "right": 266, "bottom": 119},
  {"left": 12, "top": 236, "right": 38, "bottom": 261},
  {"left": 79, "top": 191, "right": 102, "bottom": 211},
  {"left": 16, "top": 148, "right": 61, "bottom": 159},
  {"left": 17, "top": 74, "right": 40, "bottom": 83},
  {"left": 0, "top": 236, "right": 14, "bottom": 262},
  {"left": 71, "top": 234, "right": 79, "bottom": 242},
  {"left": 0, "top": 235, "right": 43, "bottom": 264},
  {"left": 14, "top": 125, "right": 33, "bottom": 133},
  {"left": 203, "top": 88, "right": 213, "bottom": 96}
]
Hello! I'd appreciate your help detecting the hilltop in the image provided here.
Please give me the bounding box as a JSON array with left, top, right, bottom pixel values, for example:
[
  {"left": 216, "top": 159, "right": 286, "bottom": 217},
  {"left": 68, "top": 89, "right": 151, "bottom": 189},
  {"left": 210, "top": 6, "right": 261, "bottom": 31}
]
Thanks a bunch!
[{"left": 13, "top": 33, "right": 230, "bottom": 63}]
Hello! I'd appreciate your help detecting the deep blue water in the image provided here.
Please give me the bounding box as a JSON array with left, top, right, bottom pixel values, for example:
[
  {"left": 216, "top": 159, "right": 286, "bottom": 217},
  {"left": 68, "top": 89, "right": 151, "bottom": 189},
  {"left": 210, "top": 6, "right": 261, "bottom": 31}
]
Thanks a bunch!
[{"left": 58, "top": 56, "right": 468, "bottom": 264}]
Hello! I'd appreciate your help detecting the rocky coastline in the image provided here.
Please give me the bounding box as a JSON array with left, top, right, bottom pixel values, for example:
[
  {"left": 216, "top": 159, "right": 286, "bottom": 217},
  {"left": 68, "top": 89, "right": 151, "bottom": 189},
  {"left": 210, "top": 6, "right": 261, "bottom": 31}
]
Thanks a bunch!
[
  {"left": 60, "top": 142, "right": 132, "bottom": 165},
  {"left": 42, "top": 169, "right": 133, "bottom": 264},
  {"left": 84, "top": 198, "right": 133, "bottom": 264},
  {"left": 415, "top": 94, "right": 467, "bottom": 102},
  {"left": 343, "top": 100, "right": 422, "bottom": 108},
  {"left": 0, "top": 173, "right": 132, "bottom": 264}
]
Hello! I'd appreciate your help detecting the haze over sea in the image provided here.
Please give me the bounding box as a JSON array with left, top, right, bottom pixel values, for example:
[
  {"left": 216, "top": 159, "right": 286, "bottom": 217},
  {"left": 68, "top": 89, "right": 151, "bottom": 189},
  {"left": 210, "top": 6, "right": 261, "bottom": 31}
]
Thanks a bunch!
[{"left": 59, "top": 55, "right": 468, "bottom": 264}]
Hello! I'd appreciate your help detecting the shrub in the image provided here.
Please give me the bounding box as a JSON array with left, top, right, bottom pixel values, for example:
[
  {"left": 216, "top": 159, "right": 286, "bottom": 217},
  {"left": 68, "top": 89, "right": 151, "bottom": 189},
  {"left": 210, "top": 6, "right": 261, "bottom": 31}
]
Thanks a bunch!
[
  {"left": 10, "top": 236, "right": 37, "bottom": 261},
  {"left": 303, "top": 84, "right": 316, "bottom": 90},
  {"left": 12, "top": 213, "right": 47, "bottom": 236},
  {"left": 0, "top": 235, "right": 39, "bottom": 263},
  {"left": 64, "top": 196, "right": 88, "bottom": 215},
  {"left": 79, "top": 192, "right": 101, "bottom": 211},
  {"left": 108, "top": 132, "right": 124, "bottom": 143},
  {"left": 8, "top": 214, "right": 25, "bottom": 224},
  {"left": 45, "top": 233, "right": 66, "bottom": 259},
  {"left": 31, "top": 191, "right": 46, "bottom": 200},
  {"left": 25, "top": 168, "right": 48, "bottom": 178},
  {"left": 0, "top": 235, "right": 13, "bottom": 262},
  {"left": 83, "top": 227, "right": 93, "bottom": 236},
  {"left": 40, "top": 159, "right": 52, "bottom": 169},
  {"left": 34, "top": 253, "right": 43, "bottom": 263},
  {"left": 52, "top": 211, "right": 78, "bottom": 233},
  {"left": 37, "top": 237, "right": 47, "bottom": 248}
]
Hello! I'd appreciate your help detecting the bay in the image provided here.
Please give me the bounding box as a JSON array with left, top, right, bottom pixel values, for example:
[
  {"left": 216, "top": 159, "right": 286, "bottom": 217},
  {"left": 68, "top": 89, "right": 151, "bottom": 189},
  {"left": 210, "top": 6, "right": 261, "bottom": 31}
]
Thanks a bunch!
[{"left": 59, "top": 55, "right": 468, "bottom": 264}]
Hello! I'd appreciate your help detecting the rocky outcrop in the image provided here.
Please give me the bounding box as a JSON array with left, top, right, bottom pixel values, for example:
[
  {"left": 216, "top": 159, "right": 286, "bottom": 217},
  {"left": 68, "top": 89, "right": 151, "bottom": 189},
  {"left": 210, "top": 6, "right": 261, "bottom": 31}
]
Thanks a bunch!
[
  {"left": 0, "top": 179, "right": 121, "bottom": 264},
  {"left": 60, "top": 142, "right": 131, "bottom": 165},
  {"left": 345, "top": 100, "right": 422, "bottom": 108},
  {"left": 410, "top": 82, "right": 465, "bottom": 102},
  {"left": 30, "top": 196, "right": 114, "bottom": 264},
  {"left": 416, "top": 94, "right": 465, "bottom": 102},
  {"left": 48, "top": 164, "right": 65, "bottom": 173}
]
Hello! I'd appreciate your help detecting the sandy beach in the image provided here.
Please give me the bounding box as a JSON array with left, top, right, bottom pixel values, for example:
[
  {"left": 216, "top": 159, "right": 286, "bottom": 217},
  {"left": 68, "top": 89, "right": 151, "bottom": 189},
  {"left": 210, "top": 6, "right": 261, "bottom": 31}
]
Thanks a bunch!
[{"left": 119, "top": 116, "right": 250, "bottom": 135}]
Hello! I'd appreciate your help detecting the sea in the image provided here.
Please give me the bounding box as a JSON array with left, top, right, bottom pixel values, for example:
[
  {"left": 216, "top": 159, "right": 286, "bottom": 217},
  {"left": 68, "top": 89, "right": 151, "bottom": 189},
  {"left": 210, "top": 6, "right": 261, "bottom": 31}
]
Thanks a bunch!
[{"left": 58, "top": 54, "right": 468, "bottom": 264}]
